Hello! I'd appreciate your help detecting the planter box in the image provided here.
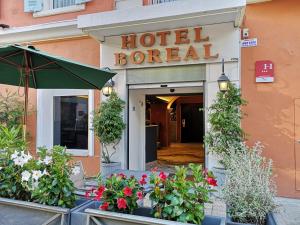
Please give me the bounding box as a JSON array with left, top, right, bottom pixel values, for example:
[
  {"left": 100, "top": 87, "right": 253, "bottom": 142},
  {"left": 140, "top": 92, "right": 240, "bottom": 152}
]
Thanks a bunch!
[
  {"left": 0, "top": 197, "right": 90, "bottom": 225},
  {"left": 226, "top": 213, "right": 277, "bottom": 225},
  {"left": 101, "top": 162, "right": 122, "bottom": 176},
  {"left": 71, "top": 201, "right": 225, "bottom": 225}
]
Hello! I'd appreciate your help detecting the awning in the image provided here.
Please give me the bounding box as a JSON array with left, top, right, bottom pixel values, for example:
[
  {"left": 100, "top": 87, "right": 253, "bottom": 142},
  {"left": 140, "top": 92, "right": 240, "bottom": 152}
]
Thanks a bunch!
[{"left": 78, "top": 0, "right": 246, "bottom": 42}]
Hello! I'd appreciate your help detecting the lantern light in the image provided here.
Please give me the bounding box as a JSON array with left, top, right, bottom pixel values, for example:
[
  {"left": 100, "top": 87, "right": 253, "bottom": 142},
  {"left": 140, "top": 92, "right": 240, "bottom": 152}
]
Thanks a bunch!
[{"left": 218, "top": 59, "right": 230, "bottom": 92}]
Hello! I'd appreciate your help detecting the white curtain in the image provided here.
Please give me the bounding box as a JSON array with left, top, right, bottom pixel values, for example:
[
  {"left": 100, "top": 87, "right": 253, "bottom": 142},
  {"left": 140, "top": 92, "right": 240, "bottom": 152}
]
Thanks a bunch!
[{"left": 53, "top": 0, "right": 75, "bottom": 9}]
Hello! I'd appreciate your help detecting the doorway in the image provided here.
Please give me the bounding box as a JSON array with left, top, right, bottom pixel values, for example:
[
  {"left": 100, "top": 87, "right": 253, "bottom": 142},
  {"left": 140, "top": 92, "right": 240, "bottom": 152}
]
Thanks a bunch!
[{"left": 128, "top": 84, "right": 205, "bottom": 172}]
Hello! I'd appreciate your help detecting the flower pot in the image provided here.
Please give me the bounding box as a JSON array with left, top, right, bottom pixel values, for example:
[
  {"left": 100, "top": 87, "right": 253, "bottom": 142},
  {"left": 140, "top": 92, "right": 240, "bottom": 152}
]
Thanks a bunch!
[
  {"left": 212, "top": 166, "right": 226, "bottom": 197},
  {"left": 226, "top": 213, "right": 277, "bottom": 225},
  {"left": 0, "top": 197, "right": 90, "bottom": 225},
  {"left": 101, "top": 162, "right": 122, "bottom": 176},
  {"left": 71, "top": 200, "right": 225, "bottom": 225}
]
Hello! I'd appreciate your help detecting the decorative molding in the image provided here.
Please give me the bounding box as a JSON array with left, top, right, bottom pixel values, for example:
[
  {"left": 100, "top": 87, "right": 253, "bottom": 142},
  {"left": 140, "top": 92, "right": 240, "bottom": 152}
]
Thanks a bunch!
[
  {"left": 246, "top": 0, "right": 272, "bottom": 4},
  {"left": 33, "top": 4, "right": 85, "bottom": 18},
  {"left": 0, "top": 19, "right": 85, "bottom": 45}
]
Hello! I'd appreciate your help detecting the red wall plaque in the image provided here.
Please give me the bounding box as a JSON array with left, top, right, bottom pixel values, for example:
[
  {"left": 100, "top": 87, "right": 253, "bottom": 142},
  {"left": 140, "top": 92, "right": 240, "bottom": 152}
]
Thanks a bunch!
[{"left": 255, "top": 60, "right": 274, "bottom": 83}]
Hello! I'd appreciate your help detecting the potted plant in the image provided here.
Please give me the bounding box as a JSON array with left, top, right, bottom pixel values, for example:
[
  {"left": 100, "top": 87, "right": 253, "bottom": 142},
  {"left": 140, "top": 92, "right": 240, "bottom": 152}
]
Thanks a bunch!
[
  {"left": 73, "top": 164, "right": 224, "bottom": 225},
  {"left": 0, "top": 144, "right": 89, "bottom": 225},
  {"left": 93, "top": 91, "right": 126, "bottom": 176},
  {"left": 204, "top": 83, "right": 246, "bottom": 189},
  {"left": 222, "top": 143, "right": 277, "bottom": 225}
]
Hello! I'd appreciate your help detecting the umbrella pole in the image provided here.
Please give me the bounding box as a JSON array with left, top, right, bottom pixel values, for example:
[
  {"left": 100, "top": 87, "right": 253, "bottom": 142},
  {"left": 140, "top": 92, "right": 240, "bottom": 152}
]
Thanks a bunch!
[{"left": 23, "top": 51, "right": 30, "bottom": 141}]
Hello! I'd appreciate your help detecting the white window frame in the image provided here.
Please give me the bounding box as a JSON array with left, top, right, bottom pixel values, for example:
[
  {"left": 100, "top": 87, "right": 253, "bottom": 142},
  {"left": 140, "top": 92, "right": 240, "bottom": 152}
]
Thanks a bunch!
[
  {"left": 33, "top": 0, "right": 85, "bottom": 18},
  {"left": 37, "top": 89, "right": 94, "bottom": 157}
]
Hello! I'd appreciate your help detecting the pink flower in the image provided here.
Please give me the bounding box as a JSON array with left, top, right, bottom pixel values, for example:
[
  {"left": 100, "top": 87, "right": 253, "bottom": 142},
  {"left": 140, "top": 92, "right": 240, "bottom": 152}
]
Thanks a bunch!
[
  {"left": 117, "top": 198, "right": 127, "bottom": 209},
  {"left": 137, "top": 191, "right": 143, "bottom": 200},
  {"left": 123, "top": 187, "right": 133, "bottom": 197},
  {"left": 159, "top": 171, "right": 167, "bottom": 181},
  {"left": 207, "top": 177, "right": 218, "bottom": 187},
  {"left": 118, "top": 173, "right": 127, "bottom": 179},
  {"left": 139, "top": 177, "right": 147, "bottom": 186},
  {"left": 100, "top": 202, "right": 109, "bottom": 211},
  {"left": 84, "top": 191, "right": 90, "bottom": 199},
  {"left": 151, "top": 167, "right": 158, "bottom": 173},
  {"left": 94, "top": 185, "right": 105, "bottom": 201},
  {"left": 142, "top": 174, "right": 148, "bottom": 179}
]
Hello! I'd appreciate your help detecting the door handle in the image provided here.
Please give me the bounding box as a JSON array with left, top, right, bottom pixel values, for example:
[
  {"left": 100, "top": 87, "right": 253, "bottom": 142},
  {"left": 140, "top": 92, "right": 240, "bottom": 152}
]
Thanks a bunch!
[{"left": 182, "top": 119, "right": 186, "bottom": 128}]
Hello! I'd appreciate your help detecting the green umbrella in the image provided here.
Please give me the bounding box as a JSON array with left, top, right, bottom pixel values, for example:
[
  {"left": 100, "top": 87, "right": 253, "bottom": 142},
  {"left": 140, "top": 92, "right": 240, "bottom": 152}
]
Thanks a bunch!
[{"left": 0, "top": 45, "right": 116, "bottom": 138}]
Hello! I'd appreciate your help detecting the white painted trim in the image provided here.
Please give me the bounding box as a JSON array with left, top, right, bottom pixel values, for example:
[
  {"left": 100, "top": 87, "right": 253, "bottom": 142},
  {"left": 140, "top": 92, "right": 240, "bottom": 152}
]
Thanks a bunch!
[
  {"left": 129, "top": 82, "right": 204, "bottom": 90},
  {"left": 33, "top": 4, "right": 85, "bottom": 18},
  {"left": 78, "top": 0, "right": 246, "bottom": 40},
  {"left": 37, "top": 89, "right": 94, "bottom": 157},
  {"left": 246, "top": 0, "right": 272, "bottom": 4},
  {"left": 0, "top": 19, "right": 84, "bottom": 45}
]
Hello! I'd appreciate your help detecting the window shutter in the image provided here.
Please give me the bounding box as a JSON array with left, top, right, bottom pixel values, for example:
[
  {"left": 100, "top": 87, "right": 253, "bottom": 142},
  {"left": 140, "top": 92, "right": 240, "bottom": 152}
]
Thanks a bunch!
[
  {"left": 24, "top": 0, "right": 43, "bottom": 12},
  {"left": 75, "top": 0, "right": 91, "bottom": 4}
]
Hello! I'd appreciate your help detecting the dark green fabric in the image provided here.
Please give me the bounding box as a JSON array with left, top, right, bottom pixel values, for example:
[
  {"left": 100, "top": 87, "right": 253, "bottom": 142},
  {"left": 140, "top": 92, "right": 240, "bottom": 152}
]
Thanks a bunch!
[{"left": 0, "top": 45, "right": 116, "bottom": 89}]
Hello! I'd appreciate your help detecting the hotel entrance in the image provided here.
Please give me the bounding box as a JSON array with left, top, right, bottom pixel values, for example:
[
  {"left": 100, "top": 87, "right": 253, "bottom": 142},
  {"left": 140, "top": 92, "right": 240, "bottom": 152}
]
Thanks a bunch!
[
  {"left": 128, "top": 82, "right": 205, "bottom": 172},
  {"left": 145, "top": 94, "right": 204, "bottom": 173}
]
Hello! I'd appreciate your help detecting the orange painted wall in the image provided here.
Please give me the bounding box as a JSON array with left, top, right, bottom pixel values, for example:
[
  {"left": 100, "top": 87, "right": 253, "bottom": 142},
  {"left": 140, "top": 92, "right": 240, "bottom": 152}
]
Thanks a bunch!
[
  {"left": 34, "top": 37, "right": 101, "bottom": 177},
  {"left": 0, "top": 37, "right": 102, "bottom": 176},
  {"left": 242, "top": 0, "right": 300, "bottom": 198},
  {"left": 0, "top": 0, "right": 115, "bottom": 27}
]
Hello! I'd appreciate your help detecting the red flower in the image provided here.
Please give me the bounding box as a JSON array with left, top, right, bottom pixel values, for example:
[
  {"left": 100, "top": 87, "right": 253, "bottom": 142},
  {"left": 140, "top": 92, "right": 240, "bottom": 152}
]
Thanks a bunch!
[
  {"left": 159, "top": 171, "right": 167, "bottom": 181},
  {"left": 84, "top": 191, "right": 90, "bottom": 199},
  {"left": 123, "top": 187, "right": 133, "bottom": 197},
  {"left": 142, "top": 174, "right": 148, "bottom": 179},
  {"left": 100, "top": 202, "right": 109, "bottom": 211},
  {"left": 118, "top": 173, "right": 127, "bottom": 179},
  {"left": 207, "top": 177, "right": 218, "bottom": 187},
  {"left": 137, "top": 191, "right": 143, "bottom": 200},
  {"left": 94, "top": 185, "right": 105, "bottom": 201},
  {"left": 139, "top": 177, "right": 147, "bottom": 186},
  {"left": 117, "top": 198, "right": 127, "bottom": 209}
]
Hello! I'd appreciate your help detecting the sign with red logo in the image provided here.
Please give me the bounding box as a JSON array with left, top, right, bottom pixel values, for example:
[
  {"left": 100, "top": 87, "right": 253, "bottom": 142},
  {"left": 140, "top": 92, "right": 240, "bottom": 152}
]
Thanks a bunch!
[{"left": 255, "top": 60, "right": 274, "bottom": 83}]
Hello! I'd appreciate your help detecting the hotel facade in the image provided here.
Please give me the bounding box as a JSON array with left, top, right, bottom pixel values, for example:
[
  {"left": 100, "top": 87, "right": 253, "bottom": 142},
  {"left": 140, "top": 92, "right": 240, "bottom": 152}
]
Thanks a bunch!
[{"left": 0, "top": 0, "right": 299, "bottom": 198}]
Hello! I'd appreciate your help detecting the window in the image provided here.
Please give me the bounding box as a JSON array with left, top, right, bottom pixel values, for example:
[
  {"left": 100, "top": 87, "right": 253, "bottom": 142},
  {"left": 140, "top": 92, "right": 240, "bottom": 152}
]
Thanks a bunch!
[
  {"left": 54, "top": 96, "right": 89, "bottom": 150},
  {"left": 53, "top": 0, "right": 76, "bottom": 9},
  {"left": 148, "top": 0, "right": 178, "bottom": 5}
]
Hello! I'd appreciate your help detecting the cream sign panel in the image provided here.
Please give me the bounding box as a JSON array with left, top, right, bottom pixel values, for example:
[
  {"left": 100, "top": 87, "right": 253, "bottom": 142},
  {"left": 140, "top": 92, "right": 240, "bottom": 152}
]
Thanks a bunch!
[{"left": 101, "top": 23, "right": 240, "bottom": 69}]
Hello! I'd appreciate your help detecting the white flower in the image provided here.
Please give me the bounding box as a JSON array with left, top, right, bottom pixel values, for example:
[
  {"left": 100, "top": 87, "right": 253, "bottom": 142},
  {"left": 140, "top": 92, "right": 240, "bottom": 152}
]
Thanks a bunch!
[
  {"left": 21, "top": 171, "right": 31, "bottom": 182},
  {"left": 0, "top": 167, "right": 3, "bottom": 170},
  {"left": 11, "top": 151, "right": 19, "bottom": 160},
  {"left": 41, "top": 156, "right": 52, "bottom": 165},
  {"left": 32, "top": 181, "right": 39, "bottom": 190},
  {"left": 32, "top": 170, "right": 43, "bottom": 181},
  {"left": 72, "top": 166, "right": 80, "bottom": 176},
  {"left": 42, "top": 169, "right": 49, "bottom": 176}
]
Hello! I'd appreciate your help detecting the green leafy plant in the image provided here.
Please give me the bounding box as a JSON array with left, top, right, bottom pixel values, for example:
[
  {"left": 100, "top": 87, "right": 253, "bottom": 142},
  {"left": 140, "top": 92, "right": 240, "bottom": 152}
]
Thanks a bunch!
[
  {"left": 93, "top": 91, "right": 126, "bottom": 163},
  {"left": 222, "top": 143, "right": 277, "bottom": 225},
  {"left": 0, "top": 90, "right": 24, "bottom": 129},
  {"left": 87, "top": 173, "right": 145, "bottom": 214},
  {"left": 31, "top": 146, "right": 76, "bottom": 208},
  {"left": 0, "top": 125, "right": 26, "bottom": 152},
  {"left": 0, "top": 149, "right": 34, "bottom": 201},
  {"left": 204, "top": 83, "right": 246, "bottom": 167},
  {"left": 149, "top": 164, "right": 217, "bottom": 225}
]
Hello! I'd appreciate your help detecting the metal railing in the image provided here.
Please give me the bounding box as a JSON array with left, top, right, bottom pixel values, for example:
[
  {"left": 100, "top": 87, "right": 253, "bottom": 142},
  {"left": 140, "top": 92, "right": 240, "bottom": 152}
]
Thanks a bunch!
[{"left": 147, "top": 0, "right": 178, "bottom": 5}]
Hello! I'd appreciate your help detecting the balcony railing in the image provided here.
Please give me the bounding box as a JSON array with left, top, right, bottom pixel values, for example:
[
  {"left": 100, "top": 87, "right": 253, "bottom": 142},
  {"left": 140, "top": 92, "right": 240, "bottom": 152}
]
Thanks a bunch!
[{"left": 146, "top": 0, "right": 178, "bottom": 5}]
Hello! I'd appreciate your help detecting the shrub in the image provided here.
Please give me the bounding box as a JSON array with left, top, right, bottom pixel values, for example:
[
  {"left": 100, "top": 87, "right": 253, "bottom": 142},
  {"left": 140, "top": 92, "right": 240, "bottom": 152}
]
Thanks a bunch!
[
  {"left": 0, "top": 90, "right": 24, "bottom": 129},
  {"left": 0, "top": 125, "right": 26, "bottom": 151},
  {"left": 31, "top": 146, "right": 76, "bottom": 208},
  {"left": 0, "top": 141, "right": 77, "bottom": 208},
  {"left": 87, "top": 173, "right": 145, "bottom": 214},
  {"left": 93, "top": 91, "right": 126, "bottom": 163},
  {"left": 149, "top": 164, "right": 217, "bottom": 225},
  {"left": 222, "top": 143, "right": 277, "bottom": 225},
  {"left": 204, "top": 83, "right": 246, "bottom": 167}
]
